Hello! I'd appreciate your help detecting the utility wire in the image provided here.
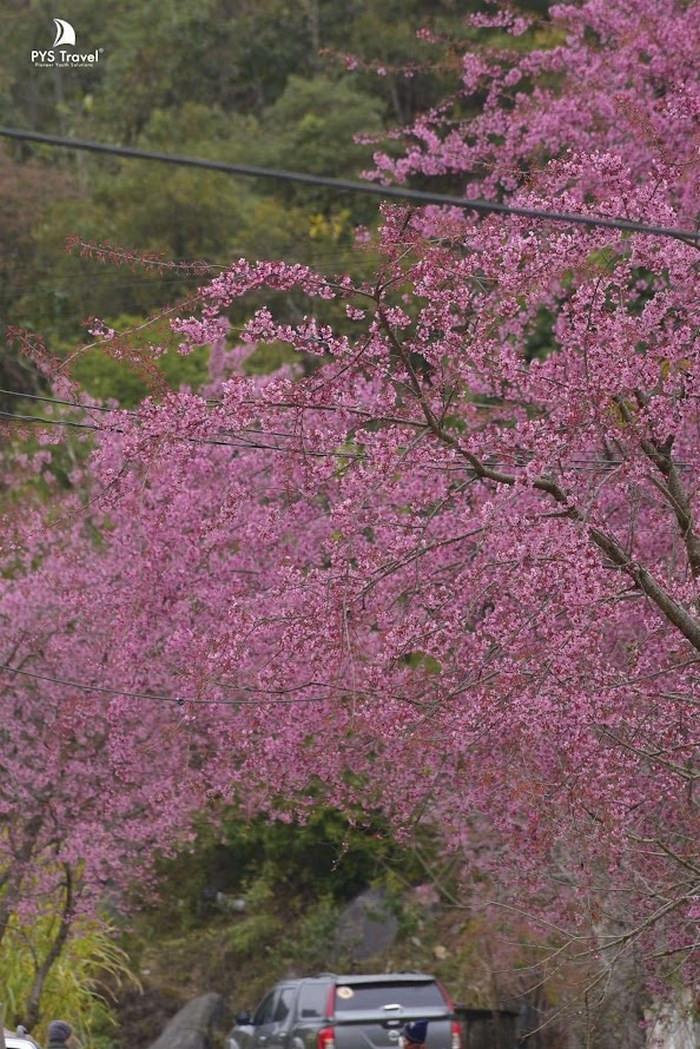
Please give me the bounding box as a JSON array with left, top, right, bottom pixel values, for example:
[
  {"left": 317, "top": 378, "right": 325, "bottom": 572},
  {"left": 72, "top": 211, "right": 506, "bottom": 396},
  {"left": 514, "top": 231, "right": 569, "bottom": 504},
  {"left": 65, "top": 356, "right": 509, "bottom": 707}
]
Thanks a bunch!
[
  {"left": 0, "top": 662, "right": 359, "bottom": 708},
  {"left": 0, "top": 406, "right": 363, "bottom": 458},
  {"left": 2, "top": 126, "right": 698, "bottom": 244},
  {"left": 2, "top": 394, "right": 691, "bottom": 472},
  {"left": 7, "top": 243, "right": 374, "bottom": 276},
  {"left": 0, "top": 392, "right": 359, "bottom": 454},
  {"left": 0, "top": 388, "right": 136, "bottom": 414},
  {"left": 0, "top": 408, "right": 107, "bottom": 432}
]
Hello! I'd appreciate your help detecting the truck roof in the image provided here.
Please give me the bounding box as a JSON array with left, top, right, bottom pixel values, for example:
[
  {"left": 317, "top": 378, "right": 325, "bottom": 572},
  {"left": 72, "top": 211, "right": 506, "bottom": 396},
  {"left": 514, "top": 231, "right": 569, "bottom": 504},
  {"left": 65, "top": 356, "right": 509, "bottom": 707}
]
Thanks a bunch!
[{"left": 315, "top": 973, "right": 437, "bottom": 984}]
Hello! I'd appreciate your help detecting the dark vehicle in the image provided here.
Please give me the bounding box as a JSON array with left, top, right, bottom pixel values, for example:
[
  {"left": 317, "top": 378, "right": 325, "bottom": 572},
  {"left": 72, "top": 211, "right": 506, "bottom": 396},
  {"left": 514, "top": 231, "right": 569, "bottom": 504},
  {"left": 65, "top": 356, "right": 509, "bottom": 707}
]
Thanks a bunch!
[{"left": 228, "top": 973, "right": 461, "bottom": 1049}]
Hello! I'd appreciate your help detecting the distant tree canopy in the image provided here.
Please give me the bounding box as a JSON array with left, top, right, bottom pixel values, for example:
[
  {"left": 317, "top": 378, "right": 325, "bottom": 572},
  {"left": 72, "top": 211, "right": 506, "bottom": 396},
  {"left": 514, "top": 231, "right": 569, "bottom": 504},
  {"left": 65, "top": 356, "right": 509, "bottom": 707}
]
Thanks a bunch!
[{"left": 0, "top": 0, "right": 550, "bottom": 400}]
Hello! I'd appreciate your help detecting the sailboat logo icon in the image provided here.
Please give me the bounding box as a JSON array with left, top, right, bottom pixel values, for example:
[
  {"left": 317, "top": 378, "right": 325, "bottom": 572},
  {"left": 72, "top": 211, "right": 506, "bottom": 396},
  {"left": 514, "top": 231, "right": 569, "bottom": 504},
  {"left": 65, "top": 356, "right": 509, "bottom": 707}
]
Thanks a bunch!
[
  {"left": 31, "top": 15, "right": 100, "bottom": 65},
  {"left": 52, "top": 18, "right": 76, "bottom": 47}
]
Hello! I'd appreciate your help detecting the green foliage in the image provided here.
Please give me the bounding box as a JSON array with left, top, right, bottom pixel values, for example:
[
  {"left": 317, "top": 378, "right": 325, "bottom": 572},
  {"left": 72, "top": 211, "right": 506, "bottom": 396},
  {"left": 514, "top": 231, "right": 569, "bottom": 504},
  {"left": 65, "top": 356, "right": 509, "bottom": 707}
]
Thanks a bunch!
[
  {"left": 402, "top": 650, "right": 443, "bottom": 674},
  {"left": 15, "top": 78, "right": 382, "bottom": 346},
  {"left": 89, "top": 0, "right": 346, "bottom": 141},
  {"left": 1, "top": 914, "right": 138, "bottom": 1048},
  {"left": 138, "top": 806, "right": 427, "bottom": 941},
  {"left": 244, "top": 342, "right": 301, "bottom": 376},
  {"left": 226, "top": 910, "right": 283, "bottom": 958},
  {"left": 283, "top": 895, "right": 341, "bottom": 970},
  {"left": 524, "top": 307, "right": 557, "bottom": 362},
  {"left": 0, "top": 0, "right": 471, "bottom": 353},
  {"left": 256, "top": 75, "right": 383, "bottom": 216},
  {"left": 68, "top": 313, "right": 211, "bottom": 406},
  {"left": 70, "top": 353, "right": 152, "bottom": 408}
]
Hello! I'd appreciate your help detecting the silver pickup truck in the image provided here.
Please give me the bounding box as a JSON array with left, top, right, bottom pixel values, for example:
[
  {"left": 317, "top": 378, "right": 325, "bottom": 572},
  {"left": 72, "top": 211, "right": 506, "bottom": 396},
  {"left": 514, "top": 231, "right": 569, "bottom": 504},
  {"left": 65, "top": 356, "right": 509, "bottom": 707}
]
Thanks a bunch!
[{"left": 227, "top": 973, "right": 461, "bottom": 1049}]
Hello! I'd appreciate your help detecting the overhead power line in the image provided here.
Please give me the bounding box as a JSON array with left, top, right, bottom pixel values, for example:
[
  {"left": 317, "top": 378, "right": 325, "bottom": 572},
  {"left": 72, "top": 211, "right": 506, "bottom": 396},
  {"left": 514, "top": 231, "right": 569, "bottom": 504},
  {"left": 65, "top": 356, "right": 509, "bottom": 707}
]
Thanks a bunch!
[
  {"left": 1, "top": 389, "right": 692, "bottom": 473},
  {"left": 0, "top": 662, "right": 365, "bottom": 708},
  {"left": 1, "top": 126, "right": 698, "bottom": 244},
  {"left": 0, "top": 408, "right": 103, "bottom": 432},
  {"left": 0, "top": 388, "right": 136, "bottom": 414},
  {"left": 0, "top": 406, "right": 363, "bottom": 458}
]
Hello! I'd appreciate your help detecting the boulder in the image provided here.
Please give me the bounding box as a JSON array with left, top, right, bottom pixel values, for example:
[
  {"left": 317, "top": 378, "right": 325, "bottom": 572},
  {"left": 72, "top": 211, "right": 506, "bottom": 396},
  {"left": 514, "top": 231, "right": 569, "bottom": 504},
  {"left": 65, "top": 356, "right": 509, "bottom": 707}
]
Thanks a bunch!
[
  {"left": 334, "top": 888, "right": 398, "bottom": 961},
  {"left": 147, "top": 993, "right": 225, "bottom": 1049}
]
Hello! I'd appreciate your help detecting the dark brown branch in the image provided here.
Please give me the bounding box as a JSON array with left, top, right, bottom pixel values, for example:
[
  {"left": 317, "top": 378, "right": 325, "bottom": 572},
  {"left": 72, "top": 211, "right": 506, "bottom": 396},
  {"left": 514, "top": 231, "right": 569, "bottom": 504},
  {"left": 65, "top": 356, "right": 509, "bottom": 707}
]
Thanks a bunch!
[{"left": 377, "top": 315, "right": 700, "bottom": 652}]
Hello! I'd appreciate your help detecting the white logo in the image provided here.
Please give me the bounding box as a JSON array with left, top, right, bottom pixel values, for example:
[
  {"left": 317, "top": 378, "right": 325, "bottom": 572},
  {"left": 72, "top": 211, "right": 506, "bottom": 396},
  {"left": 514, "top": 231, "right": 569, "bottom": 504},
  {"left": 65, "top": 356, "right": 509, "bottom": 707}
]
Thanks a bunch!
[
  {"left": 52, "top": 18, "right": 76, "bottom": 47},
  {"left": 31, "top": 18, "right": 102, "bottom": 68}
]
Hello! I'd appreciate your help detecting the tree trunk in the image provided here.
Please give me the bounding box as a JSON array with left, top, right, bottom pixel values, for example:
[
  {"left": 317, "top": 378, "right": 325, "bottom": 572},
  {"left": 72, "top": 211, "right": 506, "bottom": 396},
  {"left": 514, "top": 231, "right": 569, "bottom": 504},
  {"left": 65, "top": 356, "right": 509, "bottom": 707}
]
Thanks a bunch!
[
  {"left": 644, "top": 990, "right": 700, "bottom": 1049},
  {"left": 23, "top": 866, "right": 74, "bottom": 1031}
]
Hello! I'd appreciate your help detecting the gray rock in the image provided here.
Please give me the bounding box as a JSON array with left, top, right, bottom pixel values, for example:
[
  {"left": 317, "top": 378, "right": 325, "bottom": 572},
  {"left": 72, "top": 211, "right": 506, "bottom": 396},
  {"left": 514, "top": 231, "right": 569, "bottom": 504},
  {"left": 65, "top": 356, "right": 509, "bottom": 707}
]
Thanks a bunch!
[
  {"left": 147, "top": 993, "right": 225, "bottom": 1049},
  {"left": 334, "top": 889, "right": 398, "bottom": 961}
]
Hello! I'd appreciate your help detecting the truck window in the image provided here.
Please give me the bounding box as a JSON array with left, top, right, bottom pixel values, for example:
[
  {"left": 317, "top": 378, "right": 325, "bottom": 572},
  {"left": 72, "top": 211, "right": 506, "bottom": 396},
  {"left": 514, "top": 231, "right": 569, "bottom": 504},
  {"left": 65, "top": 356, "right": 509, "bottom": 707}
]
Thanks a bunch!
[
  {"left": 253, "top": 992, "right": 276, "bottom": 1026},
  {"left": 334, "top": 983, "right": 445, "bottom": 1010},
  {"left": 298, "top": 983, "right": 330, "bottom": 1018},
  {"left": 274, "top": 987, "right": 296, "bottom": 1024}
]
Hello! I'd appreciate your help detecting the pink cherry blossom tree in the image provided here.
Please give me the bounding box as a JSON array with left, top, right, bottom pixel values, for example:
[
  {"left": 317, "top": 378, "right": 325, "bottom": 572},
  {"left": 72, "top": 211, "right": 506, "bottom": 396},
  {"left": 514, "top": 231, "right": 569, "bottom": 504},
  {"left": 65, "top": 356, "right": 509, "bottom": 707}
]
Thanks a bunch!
[
  {"left": 3, "top": 0, "right": 700, "bottom": 1031},
  {"left": 0, "top": 490, "right": 209, "bottom": 1024}
]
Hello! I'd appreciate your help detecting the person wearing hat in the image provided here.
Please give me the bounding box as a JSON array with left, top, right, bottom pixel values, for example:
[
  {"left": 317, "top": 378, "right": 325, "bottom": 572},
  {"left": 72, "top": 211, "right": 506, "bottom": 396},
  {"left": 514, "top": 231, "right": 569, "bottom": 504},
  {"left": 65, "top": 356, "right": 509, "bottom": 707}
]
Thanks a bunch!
[
  {"left": 47, "top": 1021, "right": 73, "bottom": 1049},
  {"left": 401, "top": 1020, "right": 428, "bottom": 1049}
]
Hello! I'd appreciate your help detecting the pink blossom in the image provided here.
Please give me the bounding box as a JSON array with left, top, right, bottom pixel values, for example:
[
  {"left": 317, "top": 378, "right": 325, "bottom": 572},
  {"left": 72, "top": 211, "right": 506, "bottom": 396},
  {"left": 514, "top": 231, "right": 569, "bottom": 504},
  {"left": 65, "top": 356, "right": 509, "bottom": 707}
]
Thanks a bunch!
[{"left": 5, "top": 0, "right": 700, "bottom": 997}]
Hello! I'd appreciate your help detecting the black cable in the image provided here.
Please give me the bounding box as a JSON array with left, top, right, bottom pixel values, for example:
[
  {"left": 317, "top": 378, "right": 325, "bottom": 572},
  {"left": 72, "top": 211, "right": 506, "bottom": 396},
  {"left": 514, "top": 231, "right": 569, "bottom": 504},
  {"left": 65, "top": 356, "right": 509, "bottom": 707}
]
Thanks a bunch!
[
  {"left": 2, "top": 126, "right": 698, "bottom": 244},
  {"left": 0, "top": 408, "right": 107, "bottom": 432},
  {"left": 0, "top": 388, "right": 136, "bottom": 414},
  {"left": 0, "top": 662, "right": 359, "bottom": 708},
  {"left": 3, "top": 395, "right": 692, "bottom": 472},
  {"left": 0, "top": 407, "right": 362, "bottom": 458}
]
